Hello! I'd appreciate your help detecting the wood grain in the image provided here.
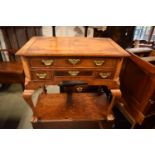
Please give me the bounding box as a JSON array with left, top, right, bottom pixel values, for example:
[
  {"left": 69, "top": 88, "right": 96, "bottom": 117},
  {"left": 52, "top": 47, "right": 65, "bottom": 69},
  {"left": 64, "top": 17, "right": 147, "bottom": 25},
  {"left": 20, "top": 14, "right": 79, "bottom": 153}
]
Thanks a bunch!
[
  {"left": 16, "top": 37, "right": 129, "bottom": 57},
  {"left": 35, "top": 93, "right": 111, "bottom": 121}
]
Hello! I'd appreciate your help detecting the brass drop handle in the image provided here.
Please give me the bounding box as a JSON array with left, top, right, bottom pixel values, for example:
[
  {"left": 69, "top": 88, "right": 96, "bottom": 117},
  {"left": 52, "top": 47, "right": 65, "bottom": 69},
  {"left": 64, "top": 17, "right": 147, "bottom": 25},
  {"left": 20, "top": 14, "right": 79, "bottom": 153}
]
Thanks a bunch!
[
  {"left": 42, "top": 59, "right": 54, "bottom": 66},
  {"left": 36, "top": 73, "right": 47, "bottom": 79},
  {"left": 68, "top": 71, "right": 80, "bottom": 76},
  {"left": 94, "top": 60, "right": 105, "bottom": 66},
  {"left": 68, "top": 59, "right": 80, "bottom": 65},
  {"left": 99, "top": 72, "right": 111, "bottom": 79},
  {"left": 76, "top": 87, "right": 83, "bottom": 92},
  {"left": 149, "top": 99, "right": 155, "bottom": 105}
]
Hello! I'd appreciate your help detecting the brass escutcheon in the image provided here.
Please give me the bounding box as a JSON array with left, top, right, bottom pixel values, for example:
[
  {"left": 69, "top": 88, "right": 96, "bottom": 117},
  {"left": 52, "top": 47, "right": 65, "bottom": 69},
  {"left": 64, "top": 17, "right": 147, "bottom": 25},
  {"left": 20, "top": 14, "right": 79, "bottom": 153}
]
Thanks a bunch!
[
  {"left": 94, "top": 60, "right": 105, "bottom": 66},
  {"left": 149, "top": 99, "right": 155, "bottom": 105},
  {"left": 68, "top": 71, "right": 80, "bottom": 76},
  {"left": 36, "top": 73, "right": 47, "bottom": 79},
  {"left": 68, "top": 59, "right": 80, "bottom": 65},
  {"left": 99, "top": 72, "right": 111, "bottom": 79},
  {"left": 76, "top": 87, "right": 83, "bottom": 92},
  {"left": 42, "top": 59, "right": 54, "bottom": 66}
]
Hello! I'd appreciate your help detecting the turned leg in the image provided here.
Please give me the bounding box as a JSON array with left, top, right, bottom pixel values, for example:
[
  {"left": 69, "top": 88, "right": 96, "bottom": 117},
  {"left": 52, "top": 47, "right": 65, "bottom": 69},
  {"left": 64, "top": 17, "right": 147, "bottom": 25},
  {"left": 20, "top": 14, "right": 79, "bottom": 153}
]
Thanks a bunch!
[{"left": 107, "top": 89, "right": 121, "bottom": 121}]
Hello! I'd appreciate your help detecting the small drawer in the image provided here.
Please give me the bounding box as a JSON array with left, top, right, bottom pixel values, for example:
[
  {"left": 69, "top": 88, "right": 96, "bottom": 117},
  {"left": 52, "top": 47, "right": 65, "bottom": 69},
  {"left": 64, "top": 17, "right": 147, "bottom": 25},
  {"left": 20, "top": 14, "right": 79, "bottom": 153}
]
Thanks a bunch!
[
  {"left": 31, "top": 70, "right": 52, "bottom": 80},
  {"left": 29, "top": 57, "right": 118, "bottom": 68},
  {"left": 30, "top": 57, "right": 55, "bottom": 68},
  {"left": 57, "top": 58, "right": 117, "bottom": 68}
]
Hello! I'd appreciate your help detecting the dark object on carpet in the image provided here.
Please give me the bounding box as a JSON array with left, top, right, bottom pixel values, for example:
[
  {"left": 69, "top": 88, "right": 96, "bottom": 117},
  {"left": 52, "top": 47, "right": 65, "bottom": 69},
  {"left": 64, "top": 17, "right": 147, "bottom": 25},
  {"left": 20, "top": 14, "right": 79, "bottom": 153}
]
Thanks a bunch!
[{"left": 113, "top": 107, "right": 131, "bottom": 129}]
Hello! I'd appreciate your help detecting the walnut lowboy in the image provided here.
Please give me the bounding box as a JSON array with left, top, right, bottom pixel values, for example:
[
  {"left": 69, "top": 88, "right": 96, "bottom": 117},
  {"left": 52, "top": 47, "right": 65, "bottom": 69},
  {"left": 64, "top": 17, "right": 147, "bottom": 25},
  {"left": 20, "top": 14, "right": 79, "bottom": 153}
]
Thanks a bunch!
[{"left": 16, "top": 37, "right": 129, "bottom": 128}]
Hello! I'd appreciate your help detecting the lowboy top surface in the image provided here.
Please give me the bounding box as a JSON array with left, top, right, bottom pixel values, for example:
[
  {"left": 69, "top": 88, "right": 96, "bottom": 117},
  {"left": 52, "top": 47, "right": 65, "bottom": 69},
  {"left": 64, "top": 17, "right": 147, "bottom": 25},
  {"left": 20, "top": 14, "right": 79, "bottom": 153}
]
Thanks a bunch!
[{"left": 16, "top": 37, "right": 129, "bottom": 57}]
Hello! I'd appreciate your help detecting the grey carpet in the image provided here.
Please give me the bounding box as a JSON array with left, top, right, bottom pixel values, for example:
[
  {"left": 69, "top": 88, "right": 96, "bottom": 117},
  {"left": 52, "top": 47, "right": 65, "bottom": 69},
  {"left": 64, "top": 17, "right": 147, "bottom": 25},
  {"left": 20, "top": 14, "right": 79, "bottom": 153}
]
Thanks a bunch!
[{"left": 0, "top": 84, "right": 32, "bottom": 129}]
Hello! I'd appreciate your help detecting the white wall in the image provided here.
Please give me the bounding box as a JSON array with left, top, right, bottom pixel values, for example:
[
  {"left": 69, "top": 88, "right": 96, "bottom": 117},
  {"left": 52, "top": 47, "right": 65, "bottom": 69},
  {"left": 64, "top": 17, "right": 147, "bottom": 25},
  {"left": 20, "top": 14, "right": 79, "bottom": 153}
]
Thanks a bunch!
[{"left": 42, "top": 26, "right": 94, "bottom": 37}]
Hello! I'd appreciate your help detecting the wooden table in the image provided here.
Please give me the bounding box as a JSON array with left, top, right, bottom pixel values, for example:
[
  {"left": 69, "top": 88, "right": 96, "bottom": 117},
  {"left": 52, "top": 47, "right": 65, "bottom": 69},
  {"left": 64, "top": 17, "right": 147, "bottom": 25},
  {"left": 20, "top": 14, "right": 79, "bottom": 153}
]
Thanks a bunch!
[
  {"left": 16, "top": 37, "right": 129, "bottom": 128},
  {"left": 0, "top": 61, "right": 24, "bottom": 84}
]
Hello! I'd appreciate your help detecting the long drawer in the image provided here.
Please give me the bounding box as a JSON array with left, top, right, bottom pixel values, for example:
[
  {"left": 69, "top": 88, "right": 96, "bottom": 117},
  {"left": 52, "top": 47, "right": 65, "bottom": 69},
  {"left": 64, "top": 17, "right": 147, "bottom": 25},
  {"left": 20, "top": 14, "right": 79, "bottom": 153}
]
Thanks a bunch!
[
  {"left": 30, "top": 69, "right": 114, "bottom": 81},
  {"left": 29, "top": 57, "right": 118, "bottom": 68}
]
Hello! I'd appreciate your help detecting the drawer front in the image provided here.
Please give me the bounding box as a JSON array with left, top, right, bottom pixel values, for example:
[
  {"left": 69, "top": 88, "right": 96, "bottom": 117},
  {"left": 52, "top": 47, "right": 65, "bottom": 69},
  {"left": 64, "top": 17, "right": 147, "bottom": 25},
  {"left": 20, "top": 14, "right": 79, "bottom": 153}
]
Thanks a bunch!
[
  {"left": 52, "top": 71, "right": 114, "bottom": 86},
  {"left": 31, "top": 69, "right": 114, "bottom": 81},
  {"left": 31, "top": 70, "right": 52, "bottom": 81},
  {"left": 29, "top": 57, "right": 117, "bottom": 68},
  {"left": 53, "top": 69, "right": 113, "bottom": 79}
]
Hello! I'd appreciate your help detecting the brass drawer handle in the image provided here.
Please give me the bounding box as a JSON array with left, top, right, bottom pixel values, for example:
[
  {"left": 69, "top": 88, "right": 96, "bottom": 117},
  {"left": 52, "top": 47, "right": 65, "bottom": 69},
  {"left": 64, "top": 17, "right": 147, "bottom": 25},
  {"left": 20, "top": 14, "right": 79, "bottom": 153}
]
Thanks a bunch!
[
  {"left": 149, "top": 99, "right": 155, "bottom": 105},
  {"left": 94, "top": 60, "right": 105, "bottom": 66},
  {"left": 42, "top": 59, "right": 54, "bottom": 66},
  {"left": 68, "top": 71, "right": 80, "bottom": 76},
  {"left": 68, "top": 59, "right": 80, "bottom": 65},
  {"left": 36, "top": 73, "right": 47, "bottom": 79},
  {"left": 76, "top": 87, "right": 83, "bottom": 92},
  {"left": 99, "top": 72, "right": 111, "bottom": 79}
]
